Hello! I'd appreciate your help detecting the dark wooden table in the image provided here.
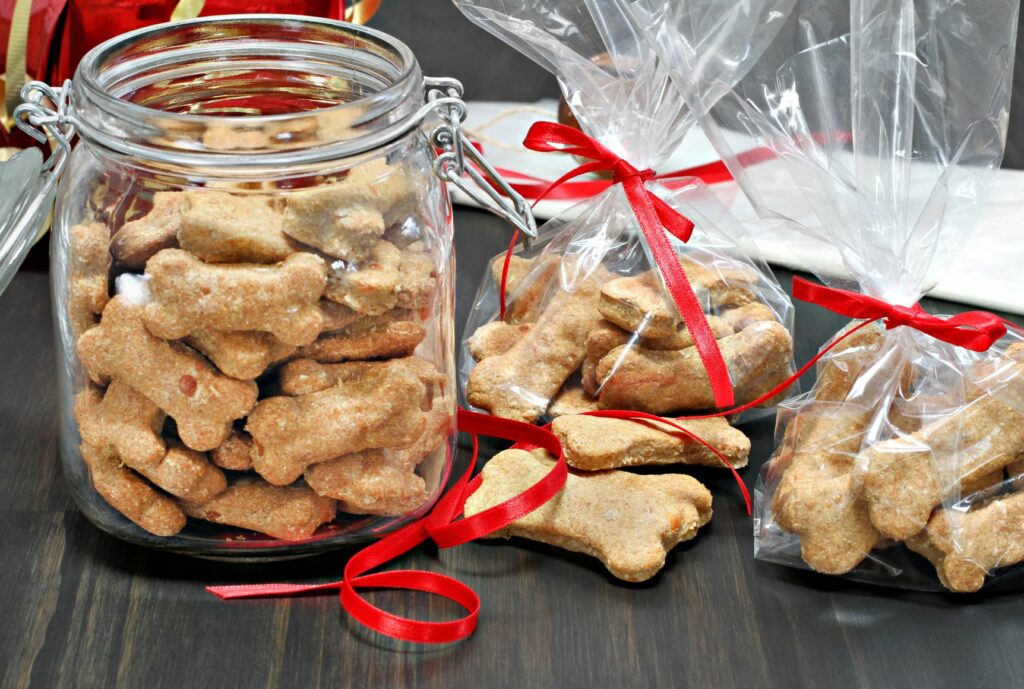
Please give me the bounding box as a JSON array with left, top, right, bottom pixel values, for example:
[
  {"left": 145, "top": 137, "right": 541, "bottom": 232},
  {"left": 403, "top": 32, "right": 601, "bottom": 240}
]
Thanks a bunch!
[{"left": 3, "top": 208, "right": 1023, "bottom": 689}]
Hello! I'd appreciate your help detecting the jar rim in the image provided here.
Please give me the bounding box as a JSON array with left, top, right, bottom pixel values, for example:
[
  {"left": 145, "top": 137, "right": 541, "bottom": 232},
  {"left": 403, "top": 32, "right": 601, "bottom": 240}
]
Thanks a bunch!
[{"left": 70, "top": 15, "right": 427, "bottom": 168}]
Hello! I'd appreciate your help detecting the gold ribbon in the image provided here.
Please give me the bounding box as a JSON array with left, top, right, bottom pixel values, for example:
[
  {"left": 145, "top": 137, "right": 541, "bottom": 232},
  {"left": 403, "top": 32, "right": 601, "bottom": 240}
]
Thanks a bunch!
[
  {"left": 169, "top": 0, "right": 382, "bottom": 24},
  {"left": 344, "top": 0, "right": 382, "bottom": 23},
  {"left": 1, "top": 0, "right": 33, "bottom": 131}
]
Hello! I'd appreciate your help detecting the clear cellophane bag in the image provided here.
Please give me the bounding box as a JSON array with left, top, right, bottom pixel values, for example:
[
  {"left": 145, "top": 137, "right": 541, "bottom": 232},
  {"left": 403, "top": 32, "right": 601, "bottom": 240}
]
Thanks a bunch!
[
  {"left": 454, "top": 0, "right": 796, "bottom": 427},
  {"left": 662, "top": 0, "right": 1024, "bottom": 590}
]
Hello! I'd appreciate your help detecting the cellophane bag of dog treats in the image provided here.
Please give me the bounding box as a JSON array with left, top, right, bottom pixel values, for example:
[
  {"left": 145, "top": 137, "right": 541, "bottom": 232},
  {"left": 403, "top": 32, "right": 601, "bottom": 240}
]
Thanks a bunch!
[
  {"left": 661, "top": 0, "right": 1024, "bottom": 590},
  {"left": 454, "top": 0, "right": 796, "bottom": 426}
]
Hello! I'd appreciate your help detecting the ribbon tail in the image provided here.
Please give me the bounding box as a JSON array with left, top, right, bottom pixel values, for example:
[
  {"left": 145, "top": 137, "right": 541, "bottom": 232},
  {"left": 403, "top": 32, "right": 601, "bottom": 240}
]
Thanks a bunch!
[
  {"left": 623, "top": 178, "right": 735, "bottom": 408},
  {"left": 206, "top": 581, "right": 343, "bottom": 599}
]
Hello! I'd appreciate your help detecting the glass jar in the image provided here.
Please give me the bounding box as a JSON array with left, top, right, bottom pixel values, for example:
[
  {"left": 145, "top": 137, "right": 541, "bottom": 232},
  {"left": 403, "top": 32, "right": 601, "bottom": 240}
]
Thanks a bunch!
[{"left": 3, "top": 15, "right": 534, "bottom": 559}]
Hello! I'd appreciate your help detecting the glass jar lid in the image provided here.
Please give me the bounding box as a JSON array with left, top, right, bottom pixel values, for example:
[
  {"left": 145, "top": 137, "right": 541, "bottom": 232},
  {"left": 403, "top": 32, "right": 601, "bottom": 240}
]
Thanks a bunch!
[{"left": 0, "top": 147, "right": 56, "bottom": 295}]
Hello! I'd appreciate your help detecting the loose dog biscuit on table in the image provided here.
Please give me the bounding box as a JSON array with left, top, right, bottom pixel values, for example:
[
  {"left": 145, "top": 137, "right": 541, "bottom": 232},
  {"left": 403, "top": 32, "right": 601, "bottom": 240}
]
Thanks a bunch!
[
  {"left": 551, "top": 415, "right": 749, "bottom": 471},
  {"left": 77, "top": 297, "right": 259, "bottom": 452},
  {"left": 179, "top": 477, "right": 336, "bottom": 541},
  {"left": 596, "top": 320, "right": 793, "bottom": 414},
  {"left": 247, "top": 365, "right": 428, "bottom": 485},
  {"left": 109, "top": 192, "right": 183, "bottom": 269},
  {"left": 68, "top": 222, "right": 111, "bottom": 337},
  {"left": 186, "top": 330, "right": 296, "bottom": 380},
  {"left": 178, "top": 192, "right": 295, "bottom": 263},
  {"left": 468, "top": 321, "right": 532, "bottom": 361},
  {"left": 80, "top": 442, "right": 186, "bottom": 537},
  {"left": 467, "top": 271, "right": 606, "bottom": 423},
  {"left": 907, "top": 491, "right": 1024, "bottom": 592},
  {"left": 295, "top": 317, "right": 425, "bottom": 362},
  {"left": 143, "top": 249, "right": 327, "bottom": 346},
  {"left": 464, "top": 449, "right": 713, "bottom": 582}
]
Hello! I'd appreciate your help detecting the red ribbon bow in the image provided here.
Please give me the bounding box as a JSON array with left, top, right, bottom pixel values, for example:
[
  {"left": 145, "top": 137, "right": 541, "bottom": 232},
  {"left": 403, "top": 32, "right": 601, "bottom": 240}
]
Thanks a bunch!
[
  {"left": 792, "top": 277, "right": 1008, "bottom": 352},
  {"left": 521, "top": 121, "right": 735, "bottom": 408}
]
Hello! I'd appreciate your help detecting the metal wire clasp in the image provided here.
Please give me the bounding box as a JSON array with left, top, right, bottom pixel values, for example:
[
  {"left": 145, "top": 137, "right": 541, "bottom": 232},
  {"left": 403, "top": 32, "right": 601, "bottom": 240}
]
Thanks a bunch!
[
  {"left": 13, "top": 80, "right": 75, "bottom": 175},
  {"left": 422, "top": 77, "right": 537, "bottom": 242}
]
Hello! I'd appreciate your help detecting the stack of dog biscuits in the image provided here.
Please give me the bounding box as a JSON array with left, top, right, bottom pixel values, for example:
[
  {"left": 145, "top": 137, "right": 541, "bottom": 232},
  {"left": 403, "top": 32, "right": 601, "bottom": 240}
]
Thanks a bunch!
[
  {"left": 463, "top": 394, "right": 751, "bottom": 581},
  {"left": 67, "top": 159, "right": 450, "bottom": 540},
  {"left": 465, "top": 251, "right": 793, "bottom": 423},
  {"left": 767, "top": 328, "right": 1024, "bottom": 591}
]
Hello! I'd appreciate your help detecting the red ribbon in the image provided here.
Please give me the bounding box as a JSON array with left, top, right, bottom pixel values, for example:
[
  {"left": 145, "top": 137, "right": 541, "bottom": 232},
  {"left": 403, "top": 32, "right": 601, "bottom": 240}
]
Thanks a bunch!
[
  {"left": 491, "top": 159, "right": 735, "bottom": 201},
  {"left": 792, "top": 278, "right": 1009, "bottom": 352},
  {"left": 207, "top": 408, "right": 567, "bottom": 645},
  {"left": 518, "top": 121, "right": 735, "bottom": 408}
]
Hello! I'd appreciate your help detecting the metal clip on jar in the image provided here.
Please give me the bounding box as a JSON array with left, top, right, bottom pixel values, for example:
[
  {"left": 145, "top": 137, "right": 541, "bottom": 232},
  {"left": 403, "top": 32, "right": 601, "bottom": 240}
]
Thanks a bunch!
[{"left": 1, "top": 15, "right": 536, "bottom": 559}]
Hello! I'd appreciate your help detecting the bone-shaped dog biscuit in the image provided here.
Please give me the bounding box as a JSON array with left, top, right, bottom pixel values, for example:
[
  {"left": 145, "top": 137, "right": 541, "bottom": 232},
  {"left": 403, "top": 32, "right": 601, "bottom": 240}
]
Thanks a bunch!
[
  {"left": 305, "top": 449, "right": 429, "bottom": 516},
  {"left": 718, "top": 302, "right": 778, "bottom": 330},
  {"left": 864, "top": 389, "right": 1024, "bottom": 541},
  {"left": 247, "top": 365, "right": 427, "bottom": 485},
  {"left": 468, "top": 321, "right": 532, "bottom": 361},
  {"left": 596, "top": 320, "right": 793, "bottom": 413},
  {"left": 907, "top": 491, "right": 1024, "bottom": 592},
  {"left": 582, "top": 318, "right": 734, "bottom": 394},
  {"left": 179, "top": 477, "right": 336, "bottom": 541},
  {"left": 78, "top": 297, "right": 258, "bottom": 451},
  {"left": 546, "top": 382, "right": 599, "bottom": 419},
  {"left": 74, "top": 383, "right": 226, "bottom": 503},
  {"left": 467, "top": 270, "right": 606, "bottom": 423},
  {"left": 68, "top": 222, "right": 111, "bottom": 337},
  {"left": 768, "top": 324, "right": 888, "bottom": 574},
  {"left": 282, "top": 159, "right": 414, "bottom": 258},
  {"left": 295, "top": 317, "right": 425, "bottom": 362},
  {"left": 210, "top": 431, "right": 254, "bottom": 471},
  {"left": 465, "top": 449, "right": 713, "bottom": 582},
  {"left": 186, "top": 330, "right": 296, "bottom": 380},
  {"left": 109, "top": 192, "right": 183, "bottom": 269},
  {"left": 490, "top": 254, "right": 561, "bottom": 324},
  {"left": 278, "top": 357, "right": 442, "bottom": 398},
  {"left": 323, "top": 239, "right": 401, "bottom": 315},
  {"left": 75, "top": 381, "right": 165, "bottom": 469},
  {"left": 395, "top": 243, "right": 436, "bottom": 310},
  {"left": 143, "top": 249, "right": 326, "bottom": 346},
  {"left": 552, "top": 415, "right": 749, "bottom": 471},
  {"left": 80, "top": 442, "right": 186, "bottom": 537},
  {"left": 178, "top": 191, "right": 295, "bottom": 263}
]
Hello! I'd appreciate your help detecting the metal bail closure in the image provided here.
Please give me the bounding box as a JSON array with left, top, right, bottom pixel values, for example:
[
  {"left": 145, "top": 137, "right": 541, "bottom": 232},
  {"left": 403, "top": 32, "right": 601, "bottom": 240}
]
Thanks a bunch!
[
  {"left": 421, "top": 77, "right": 537, "bottom": 244},
  {"left": 0, "top": 81, "right": 74, "bottom": 297}
]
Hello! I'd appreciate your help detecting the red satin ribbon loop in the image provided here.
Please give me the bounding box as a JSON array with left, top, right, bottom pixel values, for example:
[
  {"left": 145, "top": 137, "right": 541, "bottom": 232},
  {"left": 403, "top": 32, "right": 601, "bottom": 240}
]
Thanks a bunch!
[
  {"left": 207, "top": 407, "right": 569, "bottom": 646},
  {"left": 520, "top": 121, "right": 734, "bottom": 408},
  {"left": 792, "top": 277, "right": 1008, "bottom": 352}
]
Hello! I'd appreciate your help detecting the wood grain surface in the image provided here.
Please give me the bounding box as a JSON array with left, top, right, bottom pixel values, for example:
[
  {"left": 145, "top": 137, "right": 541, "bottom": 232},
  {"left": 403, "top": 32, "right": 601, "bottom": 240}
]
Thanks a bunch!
[{"left": 2, "top": 209, "right": 1024, "bottom": 689}]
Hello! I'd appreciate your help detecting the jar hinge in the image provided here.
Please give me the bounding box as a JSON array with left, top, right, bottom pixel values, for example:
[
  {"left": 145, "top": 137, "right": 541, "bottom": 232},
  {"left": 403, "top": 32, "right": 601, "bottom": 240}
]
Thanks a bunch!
[
  {"left": 422, "top": 76, "right": 537, "bottom": 244},
  {"left": 13, "top": 80, "right": 75, "bottom": 176}
]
